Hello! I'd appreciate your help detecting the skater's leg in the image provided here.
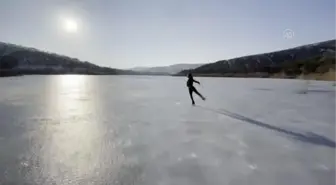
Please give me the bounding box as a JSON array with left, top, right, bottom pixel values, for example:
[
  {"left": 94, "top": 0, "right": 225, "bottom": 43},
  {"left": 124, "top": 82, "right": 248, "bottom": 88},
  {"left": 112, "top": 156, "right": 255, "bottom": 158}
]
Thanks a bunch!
[
  {"left": 192, "top": 87, "right": 206, "bottom": 100},
  {"left": 188, "top": 87, "right": 195, "bottom": 105}
]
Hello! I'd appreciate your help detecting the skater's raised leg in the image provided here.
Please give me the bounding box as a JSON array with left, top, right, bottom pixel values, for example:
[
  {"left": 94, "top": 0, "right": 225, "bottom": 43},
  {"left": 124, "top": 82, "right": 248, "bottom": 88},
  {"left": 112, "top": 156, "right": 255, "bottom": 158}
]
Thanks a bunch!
[{"left": 192, "top": 87, "right": 206, "bottom": 100}]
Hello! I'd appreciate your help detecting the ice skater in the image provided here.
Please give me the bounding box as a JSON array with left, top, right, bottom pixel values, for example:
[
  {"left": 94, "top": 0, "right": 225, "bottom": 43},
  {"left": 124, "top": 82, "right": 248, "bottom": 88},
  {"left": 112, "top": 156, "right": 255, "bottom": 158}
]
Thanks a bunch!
[{"left": 186, "top": 73, "right": 206, "bottom": 105}]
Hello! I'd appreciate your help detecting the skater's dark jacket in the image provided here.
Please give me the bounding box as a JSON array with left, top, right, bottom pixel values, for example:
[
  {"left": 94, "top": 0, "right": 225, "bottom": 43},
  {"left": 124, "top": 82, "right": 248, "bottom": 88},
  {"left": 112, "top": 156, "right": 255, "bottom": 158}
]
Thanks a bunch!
[{"left": 187, "top": 74, "right": 199, "bottom": 87}]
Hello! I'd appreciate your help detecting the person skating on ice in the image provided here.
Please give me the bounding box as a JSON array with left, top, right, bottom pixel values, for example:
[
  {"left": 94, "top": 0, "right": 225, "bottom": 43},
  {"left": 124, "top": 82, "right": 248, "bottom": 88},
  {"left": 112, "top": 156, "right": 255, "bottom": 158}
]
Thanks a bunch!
[{"left": 186, "top": 73, "right": 206, "bottom": 105}]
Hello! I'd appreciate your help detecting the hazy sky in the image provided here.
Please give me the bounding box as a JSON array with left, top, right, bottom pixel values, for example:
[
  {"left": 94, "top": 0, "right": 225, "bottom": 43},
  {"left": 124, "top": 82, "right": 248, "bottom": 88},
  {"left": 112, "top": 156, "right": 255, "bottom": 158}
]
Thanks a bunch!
[{"left": 0, "top": 0, "right": 335, "bottom": 68}]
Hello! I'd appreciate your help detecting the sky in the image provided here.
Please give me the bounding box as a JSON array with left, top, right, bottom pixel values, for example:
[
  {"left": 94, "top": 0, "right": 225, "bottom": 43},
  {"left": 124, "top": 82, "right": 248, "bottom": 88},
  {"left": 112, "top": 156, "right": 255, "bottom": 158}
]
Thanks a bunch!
[{"left": 0, "top": 0, "right": 335, "bottom": 69}]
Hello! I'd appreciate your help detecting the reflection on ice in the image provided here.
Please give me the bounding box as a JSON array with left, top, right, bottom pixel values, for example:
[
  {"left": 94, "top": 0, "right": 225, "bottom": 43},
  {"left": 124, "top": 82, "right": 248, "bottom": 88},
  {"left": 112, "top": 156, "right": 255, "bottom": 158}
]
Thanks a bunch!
[
  {"left": 45, "top": 75, "right": 100, "bottom": 180},
  {"left": 38, "top": 75, "right": 122, "bottom": 183}
]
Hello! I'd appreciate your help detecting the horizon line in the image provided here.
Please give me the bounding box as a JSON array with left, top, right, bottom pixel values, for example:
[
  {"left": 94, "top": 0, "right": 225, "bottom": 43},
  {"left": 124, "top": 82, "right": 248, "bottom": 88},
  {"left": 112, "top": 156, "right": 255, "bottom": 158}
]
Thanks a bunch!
[{"left": 2, "top": 38, "right": 335, "bottom": 70}]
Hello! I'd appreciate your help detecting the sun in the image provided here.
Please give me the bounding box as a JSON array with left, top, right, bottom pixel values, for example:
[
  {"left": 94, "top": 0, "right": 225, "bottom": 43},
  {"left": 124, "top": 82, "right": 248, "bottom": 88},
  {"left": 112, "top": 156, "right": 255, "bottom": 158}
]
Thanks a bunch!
[{"left": 63, "top": 18, "right": 78, "bottom": 33}]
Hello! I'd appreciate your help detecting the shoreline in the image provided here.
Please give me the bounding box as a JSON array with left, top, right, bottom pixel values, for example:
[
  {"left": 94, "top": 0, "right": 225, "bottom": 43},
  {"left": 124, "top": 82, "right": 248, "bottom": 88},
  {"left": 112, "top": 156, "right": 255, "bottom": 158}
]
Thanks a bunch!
[{"left": 173, "top": 71, "right": 336, "bottom": 81}]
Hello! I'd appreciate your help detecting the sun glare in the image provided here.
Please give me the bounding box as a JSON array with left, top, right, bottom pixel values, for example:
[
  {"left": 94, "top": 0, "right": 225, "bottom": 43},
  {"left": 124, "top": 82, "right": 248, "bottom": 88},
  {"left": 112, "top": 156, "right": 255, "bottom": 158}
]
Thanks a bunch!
[
  {"left": 60, "top": 75, "right": 84, "bottom": 87},
  {"left": 63, "top": 18, "right": 78, "bottom": 33}
]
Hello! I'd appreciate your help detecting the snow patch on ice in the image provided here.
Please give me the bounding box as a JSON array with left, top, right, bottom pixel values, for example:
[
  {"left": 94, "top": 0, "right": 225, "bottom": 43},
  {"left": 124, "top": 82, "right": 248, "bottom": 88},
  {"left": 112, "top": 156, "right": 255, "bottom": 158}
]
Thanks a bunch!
[
  {"left": 177, "top": 152, "right": 198, "bottom": 162},
  {"left": 20, "top": 161, "right": 29, "bottom": 167},
  {"left": 238, "top": 141, "right": 248, "bottom": 148},
  {"left": 248, "top": 164, "right": 258, "bottom": 170},
  {"left": 237, "top": 150, "right": 245, "bottom": 156},
  {"left": 190, "top": 153, "right": 198, "bottom": 158},
  {"left": 317, "top": 164, "right": 330, "bottom": 171}
]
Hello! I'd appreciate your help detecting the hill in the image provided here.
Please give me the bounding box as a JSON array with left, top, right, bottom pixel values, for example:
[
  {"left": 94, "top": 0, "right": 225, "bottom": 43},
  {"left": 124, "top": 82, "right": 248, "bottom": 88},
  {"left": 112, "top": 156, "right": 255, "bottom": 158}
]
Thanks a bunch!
[
  {"left": 129, "top": 63, "right": 204, "bottom": 75},
  {"left": 177, "top": 39, "right": 335, "bottom": 81},
  {"left": 0, "top": 42, "right": 134, "bottom": 77}
]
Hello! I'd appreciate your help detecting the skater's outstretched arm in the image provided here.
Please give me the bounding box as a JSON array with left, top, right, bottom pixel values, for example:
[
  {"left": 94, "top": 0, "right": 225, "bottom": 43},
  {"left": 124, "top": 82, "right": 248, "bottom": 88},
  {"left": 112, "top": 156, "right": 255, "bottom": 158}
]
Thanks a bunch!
[{"left": 193, "top": 79, "right": 200, "bottom": 84}]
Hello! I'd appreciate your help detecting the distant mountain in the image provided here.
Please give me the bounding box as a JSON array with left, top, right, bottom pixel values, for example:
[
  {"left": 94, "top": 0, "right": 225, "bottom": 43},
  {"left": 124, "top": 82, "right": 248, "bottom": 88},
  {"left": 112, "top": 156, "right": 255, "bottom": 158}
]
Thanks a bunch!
[
  {"left": 0, "top": 42, "right": 133, "bottom": 77},
  {"left": 177, "top": 39, "right": 335, "bottom": 80},
  {"left": 129, "top": 63, "right": 205, "bottom": 75}
]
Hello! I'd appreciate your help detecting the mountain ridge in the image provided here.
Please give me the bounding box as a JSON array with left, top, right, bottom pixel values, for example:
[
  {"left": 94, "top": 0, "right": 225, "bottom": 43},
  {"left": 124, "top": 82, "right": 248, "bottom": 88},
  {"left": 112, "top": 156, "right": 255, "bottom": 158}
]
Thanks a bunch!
[
  {"left": 176, "top": 39, "right": 335, "bottom": 80},
  {"left": 129, "top": 63, "right": 205, "bottom": 75},
  {"left": 0, "top": 41, "right": 136, "bottom": 77}
]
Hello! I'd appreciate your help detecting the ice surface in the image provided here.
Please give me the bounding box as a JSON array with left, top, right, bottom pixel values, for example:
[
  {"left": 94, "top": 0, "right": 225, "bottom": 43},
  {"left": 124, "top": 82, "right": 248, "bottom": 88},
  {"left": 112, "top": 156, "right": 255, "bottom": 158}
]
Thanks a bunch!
[{"left": 0, "top": 75, "right": 335, "bottom": 185}]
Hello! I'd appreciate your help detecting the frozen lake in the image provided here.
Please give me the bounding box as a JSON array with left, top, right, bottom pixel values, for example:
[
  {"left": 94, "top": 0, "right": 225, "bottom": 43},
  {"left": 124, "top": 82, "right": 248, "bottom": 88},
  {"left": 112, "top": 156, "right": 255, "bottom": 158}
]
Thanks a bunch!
[{"left": 0, "top": 75, "right": 335, "bottom": 185}]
